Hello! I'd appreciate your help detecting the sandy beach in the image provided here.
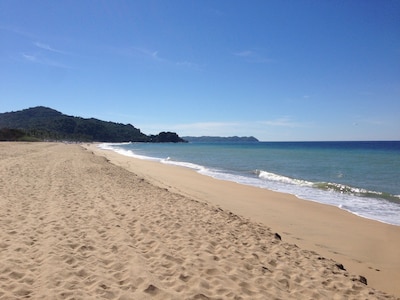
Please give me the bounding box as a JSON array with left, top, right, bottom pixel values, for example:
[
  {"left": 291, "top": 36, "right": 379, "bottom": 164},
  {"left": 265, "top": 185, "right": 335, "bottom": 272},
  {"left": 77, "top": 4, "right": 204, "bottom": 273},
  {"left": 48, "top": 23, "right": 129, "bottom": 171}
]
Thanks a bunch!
[{"left": 0, "top": 142, "right": 399, "bottom": 299}]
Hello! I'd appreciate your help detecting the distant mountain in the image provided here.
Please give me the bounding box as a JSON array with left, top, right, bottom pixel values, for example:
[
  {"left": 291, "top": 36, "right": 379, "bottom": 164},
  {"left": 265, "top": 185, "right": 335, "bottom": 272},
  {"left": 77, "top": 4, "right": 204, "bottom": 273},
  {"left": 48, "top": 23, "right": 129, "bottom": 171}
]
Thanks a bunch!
[
  {"left": 183, "top": 136, "right": 259, "bottom": 143},
  {"left": 0, "top": 106, "right": 186, "bottom": 143}
]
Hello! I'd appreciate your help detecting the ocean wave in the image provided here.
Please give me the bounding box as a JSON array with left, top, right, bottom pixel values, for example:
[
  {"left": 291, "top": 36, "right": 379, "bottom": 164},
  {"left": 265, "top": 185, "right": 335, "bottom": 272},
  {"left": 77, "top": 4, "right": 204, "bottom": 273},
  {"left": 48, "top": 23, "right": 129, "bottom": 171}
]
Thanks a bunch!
[
  {"left": 314, "top": 182, "right": 400, "bottom": 203},
  {"left": 99, "top": 144, "right": 400, "bottom": 226},
  {"left": 161, "top": 158, "right": 208, "bottom": 173},
  {"left": 98, "top": 143, "right": 160, "bottom": 161},
  {"left": 255, "top": 170, "right": 314, "bottom": 186},
  {"left": 256, "top": 169, "right": 400, "bottom": 204}
]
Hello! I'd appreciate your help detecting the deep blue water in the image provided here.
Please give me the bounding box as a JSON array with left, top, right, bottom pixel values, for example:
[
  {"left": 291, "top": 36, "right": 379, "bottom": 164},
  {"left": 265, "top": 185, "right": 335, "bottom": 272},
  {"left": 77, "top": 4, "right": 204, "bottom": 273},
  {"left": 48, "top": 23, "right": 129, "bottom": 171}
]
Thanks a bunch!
[{"left": 100, "top": 141, "right": 400, "bottom": 226}]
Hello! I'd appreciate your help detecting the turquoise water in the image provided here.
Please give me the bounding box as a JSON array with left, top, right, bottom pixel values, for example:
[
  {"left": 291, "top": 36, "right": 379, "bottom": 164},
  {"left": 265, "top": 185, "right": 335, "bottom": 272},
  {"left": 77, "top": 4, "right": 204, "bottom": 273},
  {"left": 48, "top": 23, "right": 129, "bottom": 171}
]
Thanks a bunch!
[{"left": 100, "top": 141, "right": 400, "bottom": 226}]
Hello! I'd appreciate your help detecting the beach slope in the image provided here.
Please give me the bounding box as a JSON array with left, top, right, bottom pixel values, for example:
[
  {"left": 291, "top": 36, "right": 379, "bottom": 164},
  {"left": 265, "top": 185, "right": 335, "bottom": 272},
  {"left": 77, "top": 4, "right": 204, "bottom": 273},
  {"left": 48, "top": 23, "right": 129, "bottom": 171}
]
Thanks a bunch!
[{"left": 0, "top": 142, "right": 398, "bottom": 299}]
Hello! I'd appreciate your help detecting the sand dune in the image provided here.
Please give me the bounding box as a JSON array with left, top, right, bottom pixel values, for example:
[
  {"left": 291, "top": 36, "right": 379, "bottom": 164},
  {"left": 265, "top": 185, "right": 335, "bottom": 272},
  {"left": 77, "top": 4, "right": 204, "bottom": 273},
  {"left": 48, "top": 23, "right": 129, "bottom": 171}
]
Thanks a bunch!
[{"left": 0, "top": 142, "right": 397, "bottom": 299}]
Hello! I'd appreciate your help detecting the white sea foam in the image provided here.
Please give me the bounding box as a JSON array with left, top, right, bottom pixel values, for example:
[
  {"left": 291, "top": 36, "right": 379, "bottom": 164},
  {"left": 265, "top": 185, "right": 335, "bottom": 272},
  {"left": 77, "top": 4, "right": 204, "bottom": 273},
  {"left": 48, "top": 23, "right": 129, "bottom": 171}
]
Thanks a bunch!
[
  {"left": 161, "top": 158, "right": 204, "bottom": 170},
  {"left": 98, "top": 143, "right": 400, "bottom": 226},
  {"left": 254, "top": 171, "right": 400, "bottom": 226},
  {"left": 197, "top": 168, "right": 400, "bottom": 226},
  {"left": 98, "top": 143, "right": 160, "bottom": 161},
  {"left": 257, "top": 170, "right": 313, "bottom": 187}
]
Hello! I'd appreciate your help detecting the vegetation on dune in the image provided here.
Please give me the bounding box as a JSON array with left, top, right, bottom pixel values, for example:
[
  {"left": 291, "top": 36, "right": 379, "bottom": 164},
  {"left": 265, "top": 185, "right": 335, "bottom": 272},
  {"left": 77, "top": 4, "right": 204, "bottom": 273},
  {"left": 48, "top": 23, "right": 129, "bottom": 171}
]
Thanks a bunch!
[{"left": 0, "top": 128, "right": 40, "bottom": 142}]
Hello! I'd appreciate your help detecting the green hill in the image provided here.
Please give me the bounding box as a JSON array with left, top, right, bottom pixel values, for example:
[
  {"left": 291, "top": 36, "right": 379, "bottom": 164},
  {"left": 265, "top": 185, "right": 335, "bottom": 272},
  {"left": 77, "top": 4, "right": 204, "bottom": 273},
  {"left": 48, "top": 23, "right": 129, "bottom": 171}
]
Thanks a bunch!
[{"left": 0, "top": 106, "right": 186, "bottom": 143}]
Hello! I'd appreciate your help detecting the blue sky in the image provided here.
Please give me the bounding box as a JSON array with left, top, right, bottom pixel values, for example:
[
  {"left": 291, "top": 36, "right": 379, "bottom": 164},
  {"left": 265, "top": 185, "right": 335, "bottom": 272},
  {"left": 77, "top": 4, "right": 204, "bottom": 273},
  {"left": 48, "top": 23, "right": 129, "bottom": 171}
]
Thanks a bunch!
[{"left": 1, "top": 0, "right": 399, "bottom": 141}]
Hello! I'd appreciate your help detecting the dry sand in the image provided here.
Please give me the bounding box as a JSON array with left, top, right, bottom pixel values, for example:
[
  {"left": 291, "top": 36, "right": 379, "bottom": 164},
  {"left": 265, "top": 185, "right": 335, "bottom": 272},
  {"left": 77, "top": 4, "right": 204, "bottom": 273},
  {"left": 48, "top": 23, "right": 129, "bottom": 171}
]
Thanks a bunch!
[{"left": 0, "top": 142, "right": 399, "bottom": 299}]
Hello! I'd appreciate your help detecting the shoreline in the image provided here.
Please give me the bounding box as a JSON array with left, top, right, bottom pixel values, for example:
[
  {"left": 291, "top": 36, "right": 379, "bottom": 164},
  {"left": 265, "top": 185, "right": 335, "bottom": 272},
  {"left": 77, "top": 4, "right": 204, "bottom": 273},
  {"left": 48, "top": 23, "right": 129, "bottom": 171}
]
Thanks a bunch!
[
  {"left": 98, "top": 142, "right": 400, "bottom": 227},
  {"left": 89, "top": 143, "right": 400, "bottom": 297},
  {"left": 1, "top": 142, "right": 399, "bottom": 299}
]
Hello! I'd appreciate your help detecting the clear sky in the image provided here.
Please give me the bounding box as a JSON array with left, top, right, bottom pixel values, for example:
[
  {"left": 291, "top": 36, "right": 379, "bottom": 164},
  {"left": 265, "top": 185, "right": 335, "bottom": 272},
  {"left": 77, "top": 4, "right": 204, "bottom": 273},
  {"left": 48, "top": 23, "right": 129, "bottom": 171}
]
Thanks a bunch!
[{"left": 1, "top": 1, "right": 399, "bottom": 141}]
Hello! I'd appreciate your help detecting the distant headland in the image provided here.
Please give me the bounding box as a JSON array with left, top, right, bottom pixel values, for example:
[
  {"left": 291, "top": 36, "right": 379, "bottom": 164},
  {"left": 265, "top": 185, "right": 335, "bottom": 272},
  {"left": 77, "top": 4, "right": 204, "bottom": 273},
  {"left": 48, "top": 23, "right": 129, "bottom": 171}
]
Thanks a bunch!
[
  {"left": 0, "top": 106, "right": 186, "bottom": 143},
  {"left": 182, "top": 136, "right": 259, "bottom": 143}
]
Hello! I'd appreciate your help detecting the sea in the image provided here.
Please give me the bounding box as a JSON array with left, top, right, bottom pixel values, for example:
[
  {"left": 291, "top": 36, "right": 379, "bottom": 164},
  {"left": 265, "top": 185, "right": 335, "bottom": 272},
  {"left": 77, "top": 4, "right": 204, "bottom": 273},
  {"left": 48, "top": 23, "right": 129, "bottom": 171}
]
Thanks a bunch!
[{"left": 99, "top": 141, "right": 400, "bottom": 226}]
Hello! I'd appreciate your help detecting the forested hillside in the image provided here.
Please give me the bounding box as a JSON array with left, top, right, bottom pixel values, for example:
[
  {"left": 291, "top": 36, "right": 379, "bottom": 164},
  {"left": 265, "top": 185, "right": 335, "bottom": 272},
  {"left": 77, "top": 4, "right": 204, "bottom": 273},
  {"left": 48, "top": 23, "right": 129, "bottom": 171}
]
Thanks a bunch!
[{"left": 0, "top": 106, "right": 186, "bottom": 143}]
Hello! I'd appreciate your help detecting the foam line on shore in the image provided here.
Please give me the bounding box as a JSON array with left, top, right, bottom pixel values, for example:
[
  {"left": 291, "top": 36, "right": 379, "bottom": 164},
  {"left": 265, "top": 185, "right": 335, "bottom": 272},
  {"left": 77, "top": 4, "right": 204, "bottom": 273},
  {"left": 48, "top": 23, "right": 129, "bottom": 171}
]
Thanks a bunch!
[{"left": 93, "top": 143, "right": 400, "bottom": 297}]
